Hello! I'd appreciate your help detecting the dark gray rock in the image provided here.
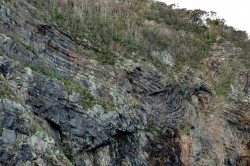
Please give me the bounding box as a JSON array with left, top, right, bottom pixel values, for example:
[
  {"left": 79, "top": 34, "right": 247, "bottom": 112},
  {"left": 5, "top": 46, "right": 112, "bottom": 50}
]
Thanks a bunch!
[{"left": 1, "top": 1, "right": 248, "bottom": 166}]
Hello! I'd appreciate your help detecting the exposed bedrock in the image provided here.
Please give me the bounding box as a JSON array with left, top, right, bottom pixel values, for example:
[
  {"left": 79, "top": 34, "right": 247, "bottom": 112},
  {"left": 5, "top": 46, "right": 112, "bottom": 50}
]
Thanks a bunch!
[{"left": 1, "top": 1, "right": 250, "bottom": 166}]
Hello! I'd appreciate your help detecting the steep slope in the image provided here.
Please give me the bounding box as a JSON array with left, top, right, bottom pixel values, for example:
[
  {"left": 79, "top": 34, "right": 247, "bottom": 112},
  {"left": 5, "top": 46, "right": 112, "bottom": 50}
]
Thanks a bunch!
[{"left": 0, "top": 0, "right": 250, "bottom": 166}]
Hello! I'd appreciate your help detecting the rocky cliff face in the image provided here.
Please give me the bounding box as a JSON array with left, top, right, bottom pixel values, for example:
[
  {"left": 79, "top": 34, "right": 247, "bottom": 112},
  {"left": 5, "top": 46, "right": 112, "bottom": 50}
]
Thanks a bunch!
[{"left": 0, "top": 1, "right": 250, "bottom": 166}]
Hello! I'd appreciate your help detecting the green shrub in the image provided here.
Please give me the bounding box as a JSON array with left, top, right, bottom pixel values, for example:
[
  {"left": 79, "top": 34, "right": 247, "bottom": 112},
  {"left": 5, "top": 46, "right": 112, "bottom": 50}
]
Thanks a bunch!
[{"left": 31, "top": 124, "right": 46, "bottom": 135}]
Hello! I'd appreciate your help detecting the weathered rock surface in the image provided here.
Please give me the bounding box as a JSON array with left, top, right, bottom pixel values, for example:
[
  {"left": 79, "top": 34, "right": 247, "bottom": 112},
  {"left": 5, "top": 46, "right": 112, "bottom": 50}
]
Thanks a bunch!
[{"left": 0, "top": 1, "right": 250, "bottom": 166}]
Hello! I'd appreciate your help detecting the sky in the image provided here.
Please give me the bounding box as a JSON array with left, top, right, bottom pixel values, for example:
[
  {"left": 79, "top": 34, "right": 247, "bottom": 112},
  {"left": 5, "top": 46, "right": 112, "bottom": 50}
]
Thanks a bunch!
[{"left": 159, "top": 0, "right": 250, "bottom": 35}]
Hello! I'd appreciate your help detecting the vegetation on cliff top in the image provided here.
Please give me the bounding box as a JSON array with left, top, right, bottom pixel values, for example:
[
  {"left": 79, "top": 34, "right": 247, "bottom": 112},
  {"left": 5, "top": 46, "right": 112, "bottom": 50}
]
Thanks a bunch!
[
  {"left": 3, "top": 0, "right": 250, "bottom": 98},
  {"left": 24, "top": 0, "right": 249, "bottom": 67}
]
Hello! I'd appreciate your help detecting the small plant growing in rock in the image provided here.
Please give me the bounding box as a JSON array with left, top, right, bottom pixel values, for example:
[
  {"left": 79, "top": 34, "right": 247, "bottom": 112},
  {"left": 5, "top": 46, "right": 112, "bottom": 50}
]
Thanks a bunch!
[
  {"left": 31, "top": 124, "right": 46, "bottom": 135},
  {"left": 0, "top": 75, "right": 23, "bottom": 104}
]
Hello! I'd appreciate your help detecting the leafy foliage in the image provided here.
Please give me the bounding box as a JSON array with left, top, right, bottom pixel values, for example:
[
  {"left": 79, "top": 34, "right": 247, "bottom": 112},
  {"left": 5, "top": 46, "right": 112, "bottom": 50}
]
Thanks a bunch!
[
  {"left": 1, "top": 0, "right": 246, "bottom": 100},
  {"left": 24, "top": 0, "right": 249, "bottom": 70}
]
